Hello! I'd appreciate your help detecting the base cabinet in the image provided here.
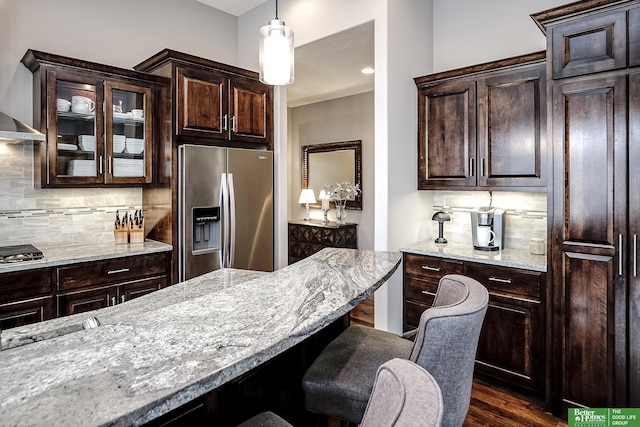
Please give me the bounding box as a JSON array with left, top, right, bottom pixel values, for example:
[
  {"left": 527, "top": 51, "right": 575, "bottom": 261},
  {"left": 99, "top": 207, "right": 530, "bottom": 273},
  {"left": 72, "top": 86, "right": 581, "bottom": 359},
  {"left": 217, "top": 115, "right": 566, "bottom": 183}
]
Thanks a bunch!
[
  {"left": 0, "top": 251, "right": 170, "bottom": 329},
  {"left": 56, "top": 253, "right": 169, "bottom": 317},
  {"left": 403, "top": 252, "right": 545, "bottom": 395},
  {"left": 0, "top": 268, "right": 53, "bottom": 330}
]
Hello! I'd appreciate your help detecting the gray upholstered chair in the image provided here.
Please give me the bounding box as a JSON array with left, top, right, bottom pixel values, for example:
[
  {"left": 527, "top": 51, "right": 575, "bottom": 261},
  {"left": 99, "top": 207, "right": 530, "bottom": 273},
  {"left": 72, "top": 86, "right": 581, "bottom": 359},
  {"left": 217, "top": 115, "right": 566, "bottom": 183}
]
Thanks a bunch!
[
  {"left": 301, "top": 274, "right": 489, "bottom": 427},
  {"left": 238, "top": 358, "right": 444, "bottom": 427}
]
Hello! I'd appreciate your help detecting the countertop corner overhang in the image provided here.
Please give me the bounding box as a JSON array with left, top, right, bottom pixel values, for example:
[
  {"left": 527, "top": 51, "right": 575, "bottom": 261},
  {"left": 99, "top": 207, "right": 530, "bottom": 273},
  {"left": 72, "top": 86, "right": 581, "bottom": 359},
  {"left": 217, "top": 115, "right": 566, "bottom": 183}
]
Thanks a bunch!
[{"left": 0, "top": 248, "right": 401, "bottom": 427}]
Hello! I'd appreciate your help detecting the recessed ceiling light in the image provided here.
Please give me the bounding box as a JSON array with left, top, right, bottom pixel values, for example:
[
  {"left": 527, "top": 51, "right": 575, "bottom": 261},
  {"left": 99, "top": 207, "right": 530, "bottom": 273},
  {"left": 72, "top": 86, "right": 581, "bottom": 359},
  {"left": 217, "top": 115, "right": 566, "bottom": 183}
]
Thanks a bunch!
[{"left": 361, "top": 67, "right": 375, "bottom": 74}]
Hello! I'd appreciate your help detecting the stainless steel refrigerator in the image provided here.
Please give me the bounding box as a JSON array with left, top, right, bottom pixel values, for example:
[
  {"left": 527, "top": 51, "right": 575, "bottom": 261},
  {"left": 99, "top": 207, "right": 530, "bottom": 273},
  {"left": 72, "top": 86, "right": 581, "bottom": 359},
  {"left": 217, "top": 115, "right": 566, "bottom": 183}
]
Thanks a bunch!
[{"left": 178, "top": 144, "right": 273, "bottom": 281}]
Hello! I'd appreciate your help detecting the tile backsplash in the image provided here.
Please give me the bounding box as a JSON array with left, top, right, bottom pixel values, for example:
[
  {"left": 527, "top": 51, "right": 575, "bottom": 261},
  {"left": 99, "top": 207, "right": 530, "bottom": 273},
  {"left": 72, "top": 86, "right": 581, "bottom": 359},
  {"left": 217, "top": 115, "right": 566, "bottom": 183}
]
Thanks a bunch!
[
  {"left": 430, "top": 191, "right": 547, "bottom": 251},
  {"left": 0, "top": 142, "right": 142, "bottom": 246}
]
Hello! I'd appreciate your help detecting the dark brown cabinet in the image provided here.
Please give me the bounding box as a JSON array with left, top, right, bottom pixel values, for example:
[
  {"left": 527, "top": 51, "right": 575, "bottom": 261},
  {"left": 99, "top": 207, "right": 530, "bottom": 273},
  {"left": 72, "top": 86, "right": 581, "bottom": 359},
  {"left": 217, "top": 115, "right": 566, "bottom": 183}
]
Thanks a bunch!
[
  {"left": 550, "top": 74, "right": 628, "bottom": 411},
  {"left": 415, "top": 53, "right": 546, "bottom": 190},
  {"left": 402, "top": 253, "right": 545, "bottom": 395},
  {"left": 56, "top": 252, "right": 169, "bottom": 317},
  {"left": 532, "top": 0, "right": 640, "bottom": 413},
  {"left": 21, "top": 50, "right": 168, "bottom": 188},
  {"left": 629, "top": 70, "right": 640, "bottom": 408},
  {"left": 549, "top": 11, "right": 627, "bottom": 79},
  {"left": 135, "top": 49, "right": 273, "bottom": 149},
  {"left": 287, "top": 220, "right": 358, "bottom": 265},
  {"left": 0, "top": 269, "right": 53, "bottom": 330}
]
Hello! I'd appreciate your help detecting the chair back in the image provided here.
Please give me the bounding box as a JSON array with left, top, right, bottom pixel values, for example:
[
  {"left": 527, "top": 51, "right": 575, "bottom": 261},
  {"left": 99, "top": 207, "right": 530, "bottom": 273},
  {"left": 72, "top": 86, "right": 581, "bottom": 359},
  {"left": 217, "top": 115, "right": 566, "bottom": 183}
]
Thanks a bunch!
[
  {"left": 361, "top": 358, "right": 443, "bottom": 427},
  {"left": 409, "top": 274, "right": 489, "bottom": 427}
]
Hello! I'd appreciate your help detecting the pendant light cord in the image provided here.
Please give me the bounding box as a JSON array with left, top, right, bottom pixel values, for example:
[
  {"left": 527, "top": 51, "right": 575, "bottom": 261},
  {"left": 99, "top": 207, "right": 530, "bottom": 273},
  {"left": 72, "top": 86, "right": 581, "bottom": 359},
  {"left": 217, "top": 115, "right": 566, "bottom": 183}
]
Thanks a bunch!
[{"left": 275, "top": 0, "right": 279, "bottom": 19}]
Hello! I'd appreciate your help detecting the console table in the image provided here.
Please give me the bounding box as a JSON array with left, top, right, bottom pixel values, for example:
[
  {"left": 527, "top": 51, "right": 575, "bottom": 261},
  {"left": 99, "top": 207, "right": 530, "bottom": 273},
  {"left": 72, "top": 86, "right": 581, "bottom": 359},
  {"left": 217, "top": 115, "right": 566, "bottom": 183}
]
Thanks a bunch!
[{"left": 287, "top": 220, "right": 358, "bottom": 265}]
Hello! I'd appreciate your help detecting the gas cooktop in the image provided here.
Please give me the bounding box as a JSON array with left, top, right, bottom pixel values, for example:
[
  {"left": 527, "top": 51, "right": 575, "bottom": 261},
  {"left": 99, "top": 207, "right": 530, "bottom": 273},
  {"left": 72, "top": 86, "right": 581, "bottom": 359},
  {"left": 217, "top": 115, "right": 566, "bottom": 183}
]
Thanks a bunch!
[{"left": 0, "top": 244, "right": 44, "bottom": 264}]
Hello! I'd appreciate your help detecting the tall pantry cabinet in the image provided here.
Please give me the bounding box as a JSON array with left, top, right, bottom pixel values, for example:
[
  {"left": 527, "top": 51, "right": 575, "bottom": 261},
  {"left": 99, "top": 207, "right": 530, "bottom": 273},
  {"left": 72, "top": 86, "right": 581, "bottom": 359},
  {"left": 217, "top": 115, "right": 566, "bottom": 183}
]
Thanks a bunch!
[{"left": 532, "top": 0, "right": 640, "bottom": 414}]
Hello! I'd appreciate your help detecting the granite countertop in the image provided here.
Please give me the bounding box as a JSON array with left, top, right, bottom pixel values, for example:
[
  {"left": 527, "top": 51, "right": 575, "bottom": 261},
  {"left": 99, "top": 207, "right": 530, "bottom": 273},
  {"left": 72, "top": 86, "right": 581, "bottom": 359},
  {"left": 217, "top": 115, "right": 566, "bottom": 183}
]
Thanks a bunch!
[
  {"left": 0, "top": 248, "right": 401, "bottom": 427},
  {"left": 0, "top": 240, "right": 172, "bottom": 273},
  {"left": 400, "top": 240, "right": 546, "bottom": 272}
]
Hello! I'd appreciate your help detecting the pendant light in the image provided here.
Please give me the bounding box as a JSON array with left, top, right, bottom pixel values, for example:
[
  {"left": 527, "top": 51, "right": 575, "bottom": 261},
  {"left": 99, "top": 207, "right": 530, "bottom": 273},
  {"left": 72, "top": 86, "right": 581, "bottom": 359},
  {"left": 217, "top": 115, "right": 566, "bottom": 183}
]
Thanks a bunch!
[{"left": 259, "top": 0, "right": 294, "bottom": 85}]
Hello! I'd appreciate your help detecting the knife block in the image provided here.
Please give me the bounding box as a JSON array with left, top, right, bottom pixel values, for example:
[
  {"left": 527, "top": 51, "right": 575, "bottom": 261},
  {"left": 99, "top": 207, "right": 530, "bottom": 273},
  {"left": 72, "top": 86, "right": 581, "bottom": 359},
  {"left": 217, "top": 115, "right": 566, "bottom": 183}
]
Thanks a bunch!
[
  {"left": 114, "top": 229, "right": 129, "bottom": 245},
  {"left": 129, "top": 221, "right": 145, "bottom": 244}
]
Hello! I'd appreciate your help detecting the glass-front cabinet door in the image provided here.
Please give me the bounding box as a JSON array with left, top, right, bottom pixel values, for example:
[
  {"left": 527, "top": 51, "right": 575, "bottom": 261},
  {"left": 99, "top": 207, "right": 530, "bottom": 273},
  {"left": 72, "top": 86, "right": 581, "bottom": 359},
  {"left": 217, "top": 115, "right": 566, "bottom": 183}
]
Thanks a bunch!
[
  {"left": 104, "top": 81, "right": 152, "bottom": 184},
  {"left": 46, "top": 71, "right": 104, "bottom": 185}
]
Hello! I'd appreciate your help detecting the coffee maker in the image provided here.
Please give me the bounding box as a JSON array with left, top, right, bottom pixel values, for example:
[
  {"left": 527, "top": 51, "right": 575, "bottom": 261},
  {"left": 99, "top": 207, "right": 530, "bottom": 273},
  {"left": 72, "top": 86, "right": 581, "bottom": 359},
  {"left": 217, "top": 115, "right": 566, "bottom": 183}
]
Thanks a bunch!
[{"left": 471, "top": 207, "right": 505, "bottom": 251}]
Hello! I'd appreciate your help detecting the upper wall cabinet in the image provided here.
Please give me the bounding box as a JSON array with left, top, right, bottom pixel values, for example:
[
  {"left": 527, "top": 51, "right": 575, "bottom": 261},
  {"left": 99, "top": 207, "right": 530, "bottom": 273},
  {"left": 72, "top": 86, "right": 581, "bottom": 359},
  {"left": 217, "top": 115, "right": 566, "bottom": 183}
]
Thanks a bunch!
[
  {"left": 21, "top": 50, "right": 169, "bottom": 188},
  {"left": 532, "top": 2, "right": 640, "bottom": 78},
  {"left": 134, "top": 49, "right": 273, "bottom": 149},
  {"left": 414, "top": 52, "right": 547, "bottom": 191}
]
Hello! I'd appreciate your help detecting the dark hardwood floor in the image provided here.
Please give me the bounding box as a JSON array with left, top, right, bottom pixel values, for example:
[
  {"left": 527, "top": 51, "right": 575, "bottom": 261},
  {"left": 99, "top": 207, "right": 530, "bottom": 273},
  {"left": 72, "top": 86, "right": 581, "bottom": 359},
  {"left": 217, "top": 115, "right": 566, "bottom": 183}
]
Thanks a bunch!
[{"left": 465, "top": 380, "right": 567, "bottom": 427}]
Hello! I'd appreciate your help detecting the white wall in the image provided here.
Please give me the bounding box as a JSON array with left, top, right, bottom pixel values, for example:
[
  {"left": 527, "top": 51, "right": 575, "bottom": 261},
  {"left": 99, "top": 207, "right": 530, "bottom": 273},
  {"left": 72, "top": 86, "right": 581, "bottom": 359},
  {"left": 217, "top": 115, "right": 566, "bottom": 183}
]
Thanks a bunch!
[
  {"left": 288, "top": 92, "right": 375, "bottom": 250},
  {"left": 432, "top": 0, "right": 570, "bottom": 72}
]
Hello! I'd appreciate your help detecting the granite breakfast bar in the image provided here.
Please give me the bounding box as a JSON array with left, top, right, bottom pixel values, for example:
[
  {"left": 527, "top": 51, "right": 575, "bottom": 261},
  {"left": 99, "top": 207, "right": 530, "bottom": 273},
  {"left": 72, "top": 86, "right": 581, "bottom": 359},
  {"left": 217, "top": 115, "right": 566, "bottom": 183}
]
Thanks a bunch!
[{"left": 0, "top": 248, "right": 401, "bottom": 426}]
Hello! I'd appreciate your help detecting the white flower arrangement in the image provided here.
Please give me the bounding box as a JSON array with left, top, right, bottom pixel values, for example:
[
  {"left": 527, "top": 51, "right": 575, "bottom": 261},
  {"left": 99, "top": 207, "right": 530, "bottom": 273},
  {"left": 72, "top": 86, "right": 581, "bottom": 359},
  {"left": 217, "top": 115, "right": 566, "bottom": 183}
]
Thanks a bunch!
[{"left": 321, "top": 182, "right": 361, "bottom": 201}]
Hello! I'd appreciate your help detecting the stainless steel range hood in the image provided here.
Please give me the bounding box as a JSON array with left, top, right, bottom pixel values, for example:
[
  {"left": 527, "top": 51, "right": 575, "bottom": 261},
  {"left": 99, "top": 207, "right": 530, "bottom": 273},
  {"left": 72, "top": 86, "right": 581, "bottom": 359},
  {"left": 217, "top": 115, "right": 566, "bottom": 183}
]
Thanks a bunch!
[{"left": 0, "top": 111, "right": 45, "bottom": 142}]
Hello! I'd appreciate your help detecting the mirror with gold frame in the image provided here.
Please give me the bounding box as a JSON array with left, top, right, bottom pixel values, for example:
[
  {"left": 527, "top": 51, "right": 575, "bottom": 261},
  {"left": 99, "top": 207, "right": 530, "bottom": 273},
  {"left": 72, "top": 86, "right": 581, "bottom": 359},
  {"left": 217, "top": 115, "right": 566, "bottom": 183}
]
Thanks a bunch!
[{"left": 301, "top": 140, "right": 362, "bottom": 210}]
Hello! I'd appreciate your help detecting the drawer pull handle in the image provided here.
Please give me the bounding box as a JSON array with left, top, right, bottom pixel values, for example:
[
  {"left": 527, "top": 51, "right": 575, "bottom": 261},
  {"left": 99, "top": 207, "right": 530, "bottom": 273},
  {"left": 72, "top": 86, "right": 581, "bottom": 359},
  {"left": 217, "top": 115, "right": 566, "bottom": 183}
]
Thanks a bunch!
[
  {"left": 421, "top": 290, "right": 436, "bottom": 296},
  {"left": 112, "top": 296, "right": 116, "bottom": 306},
  {"left": 107, "top": 268, "right": 130, "bottom": 275},
  {"left": 488, "top": 277, "right": 512, "bottom": 284},
  {"left": 421, "top": 266, "right": 440, "bottom": 272},
  {"left": 121, "top": 295, "right": 126, "bottom": 303}
]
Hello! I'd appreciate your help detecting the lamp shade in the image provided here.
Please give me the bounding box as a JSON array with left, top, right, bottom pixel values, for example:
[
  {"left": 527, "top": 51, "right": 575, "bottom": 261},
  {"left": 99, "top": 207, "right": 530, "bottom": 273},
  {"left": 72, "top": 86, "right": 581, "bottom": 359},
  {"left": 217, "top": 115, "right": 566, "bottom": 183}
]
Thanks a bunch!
[
  {"left": 259, "top": 19, "right": 294, "bottom": 85},
  {"left": 298, "top": 188, "right": 316, "bottom": 204}
]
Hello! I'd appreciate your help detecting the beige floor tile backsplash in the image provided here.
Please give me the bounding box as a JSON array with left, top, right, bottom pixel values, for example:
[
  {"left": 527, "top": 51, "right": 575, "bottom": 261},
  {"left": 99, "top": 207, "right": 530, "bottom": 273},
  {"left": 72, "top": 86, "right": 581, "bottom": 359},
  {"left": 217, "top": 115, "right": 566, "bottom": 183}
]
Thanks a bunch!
[
  {"left": 0, "top": 142, "right": 142, "bottom": 246},
  {"left": 430, "top": 191, "right": 547, "bottom": 251}
]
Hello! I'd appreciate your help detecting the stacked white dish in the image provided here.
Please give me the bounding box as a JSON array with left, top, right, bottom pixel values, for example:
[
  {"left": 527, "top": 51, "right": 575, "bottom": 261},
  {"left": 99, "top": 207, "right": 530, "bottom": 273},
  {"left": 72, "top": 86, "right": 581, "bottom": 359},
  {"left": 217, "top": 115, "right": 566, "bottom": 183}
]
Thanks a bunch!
[
  {"left": 113, "top": 135, "right": 126, "bottom": 153},
  {"left": 67, "top": 160, "right": 95, "bottom": 176},
  {"left": 113, "top": 158, "right": 144, "bottom": 177},
  {"left": 57, "top": 143, "right": 77, "bottom": 151},
  {"left": 78, "top": 135, "right": 96, "bottom": 152},
  {"left": 125, "top": 138, "right": 144, "bottom": 154}
]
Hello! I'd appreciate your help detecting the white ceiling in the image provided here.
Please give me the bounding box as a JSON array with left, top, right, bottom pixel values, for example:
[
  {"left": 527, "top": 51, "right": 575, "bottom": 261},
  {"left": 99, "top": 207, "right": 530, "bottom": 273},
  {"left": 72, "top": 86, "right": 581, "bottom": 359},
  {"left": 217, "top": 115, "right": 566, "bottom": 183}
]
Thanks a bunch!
[
  {"left": 196, "top": 0, "right": 374, "bottom": 107},
  {"left": 196, "top": 0, "right": 269, "bottom": 17}
]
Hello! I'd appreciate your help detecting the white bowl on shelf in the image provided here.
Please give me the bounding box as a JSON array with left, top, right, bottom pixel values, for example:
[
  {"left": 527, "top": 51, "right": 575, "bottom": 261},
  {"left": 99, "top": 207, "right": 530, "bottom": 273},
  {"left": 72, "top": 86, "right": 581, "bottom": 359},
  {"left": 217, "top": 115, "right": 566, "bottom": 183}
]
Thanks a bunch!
[
  {"left": 113, "top": 140, "right": 125, "bottom": 153},
  {"left": 78, "top": 140, "right": 95, "bottom": 152},
  {"left": 125, "top": 138, "right": 144, "bottom": 154}
]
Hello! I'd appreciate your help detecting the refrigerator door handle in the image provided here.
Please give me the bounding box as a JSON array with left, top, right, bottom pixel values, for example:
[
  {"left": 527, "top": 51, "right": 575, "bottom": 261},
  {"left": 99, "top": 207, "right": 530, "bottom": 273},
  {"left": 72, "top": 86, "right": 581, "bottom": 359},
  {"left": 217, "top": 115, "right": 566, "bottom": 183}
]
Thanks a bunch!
[
  {"left": 228, "top": 173, "right": 236, "bottom": 268},
  {"left": 220, "top": 173, "right": 229, "bottom": 268}
]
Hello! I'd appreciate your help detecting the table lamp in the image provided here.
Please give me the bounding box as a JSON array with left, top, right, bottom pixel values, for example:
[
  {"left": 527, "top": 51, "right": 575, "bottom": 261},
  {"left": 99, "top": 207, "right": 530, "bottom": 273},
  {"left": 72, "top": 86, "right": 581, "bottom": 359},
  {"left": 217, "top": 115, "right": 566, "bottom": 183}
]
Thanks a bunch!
[
  {"left": 298, "top": 189, "right": 317, "bottom": 221},
  {"left": 432, "top": 211, "right": 451, "bottom": 244}
]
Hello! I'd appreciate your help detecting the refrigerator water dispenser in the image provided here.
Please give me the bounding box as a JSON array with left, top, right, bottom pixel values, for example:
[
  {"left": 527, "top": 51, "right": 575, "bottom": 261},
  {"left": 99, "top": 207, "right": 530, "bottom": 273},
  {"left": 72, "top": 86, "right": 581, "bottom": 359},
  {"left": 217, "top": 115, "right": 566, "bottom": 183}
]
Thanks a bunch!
[{"left": 192, "top": 207, "right": 221, "bottom": 252}]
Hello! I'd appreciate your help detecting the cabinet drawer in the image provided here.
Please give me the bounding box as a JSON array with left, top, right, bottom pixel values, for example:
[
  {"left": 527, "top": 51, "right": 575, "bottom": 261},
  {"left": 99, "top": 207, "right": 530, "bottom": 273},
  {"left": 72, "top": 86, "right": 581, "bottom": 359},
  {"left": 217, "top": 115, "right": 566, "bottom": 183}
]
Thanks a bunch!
[
  {"left": 404, "top": 299, "right": 430, "bottom": 331},
  {"left": 464, "top": 262, "right": 541, "bottom": 300},
  {"left": 550, "top": 10, "right": 627, "bottom": 79},
  {"left": 0, "top": 269, "right": 52, "bottom": 304},
  {"left": 403, "top": 253, "right": 463, "bottom": 280},
  {"left": 404, "top": 276, "right": 438, "bottom": 305},
  {"left": 57, "top": 253, "right": 167, "bottom": 291},
  {"left": 0, "top": 296, "right": 54, "bottom": 330}
]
